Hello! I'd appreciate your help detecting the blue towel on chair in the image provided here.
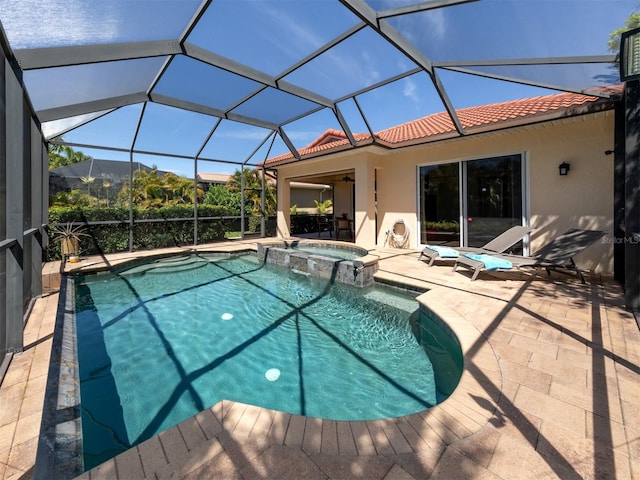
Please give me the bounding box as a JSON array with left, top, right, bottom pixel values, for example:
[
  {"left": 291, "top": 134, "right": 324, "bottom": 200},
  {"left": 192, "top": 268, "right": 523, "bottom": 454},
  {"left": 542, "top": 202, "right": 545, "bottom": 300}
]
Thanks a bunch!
[
  {"left": 426, "top": 245, "right": 459, "bottom": 258},
  {"left": 463, "top": 253, "right": 513, "bottom": 270}
]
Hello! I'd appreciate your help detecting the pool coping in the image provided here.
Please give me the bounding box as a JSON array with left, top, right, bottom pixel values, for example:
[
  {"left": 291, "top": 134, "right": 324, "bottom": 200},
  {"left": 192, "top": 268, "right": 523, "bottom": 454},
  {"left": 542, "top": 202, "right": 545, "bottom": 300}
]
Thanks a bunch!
[
  {"left": 35, "top": 276, "right": 83, "bottom": 479},
  {"left": 37, "top": 248, "right": 501, "bottom": 480}
]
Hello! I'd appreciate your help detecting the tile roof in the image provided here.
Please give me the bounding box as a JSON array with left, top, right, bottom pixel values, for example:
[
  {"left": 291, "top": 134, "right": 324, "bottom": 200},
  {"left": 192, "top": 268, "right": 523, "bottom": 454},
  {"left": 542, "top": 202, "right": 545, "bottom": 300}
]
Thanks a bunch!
[
  {"left": 197, "top": 172, "right": 232, "bottom": 183},
  {"left": 265, "top": 86, "right": 621, "bottom": 166}
]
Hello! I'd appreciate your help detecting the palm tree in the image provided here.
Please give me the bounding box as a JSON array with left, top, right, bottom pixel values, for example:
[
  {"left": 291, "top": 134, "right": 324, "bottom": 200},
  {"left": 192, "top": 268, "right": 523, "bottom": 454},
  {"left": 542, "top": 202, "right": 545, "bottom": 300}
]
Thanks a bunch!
[
  {"left": 80, "top": 176, "right": 95, "bottom": 196},
  {"left": 118, "top": 169, "right": 202, "bottom": 208},
  {"left": 314, "top": 199, "right": 333, "bottom": 215},
  {"left": 102, "top": 179, "right": 112, "bottom": 206},
  {"left": 48, "top": 138, "right": 93, "bottom": 170},
  {"left": 227, "top": 168, "right": 276, "bottom": 215},
  {"left": 164, "top": 173, "right": 204, "bottom": 204},
  {"left": 135, "top": 169, "right": 166, "bottom": 207}
]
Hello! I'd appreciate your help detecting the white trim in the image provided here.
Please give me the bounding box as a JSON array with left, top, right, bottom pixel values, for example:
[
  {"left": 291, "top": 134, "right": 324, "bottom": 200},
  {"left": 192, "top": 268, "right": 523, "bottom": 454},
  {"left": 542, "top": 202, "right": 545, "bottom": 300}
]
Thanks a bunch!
[
  {"left": 522, "top": 151, "right": 531, "bottom": 256},
  {"left": 461, "top": 161, "right": 467, "bottom": 247}
]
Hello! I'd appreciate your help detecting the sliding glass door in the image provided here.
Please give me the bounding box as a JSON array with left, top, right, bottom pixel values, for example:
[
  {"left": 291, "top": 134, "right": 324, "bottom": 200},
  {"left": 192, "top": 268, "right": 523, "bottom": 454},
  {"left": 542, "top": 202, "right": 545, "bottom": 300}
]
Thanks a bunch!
[
  {"left": 465, "top": 155, "right": 523, "bottom": 248},
  {"left": 419, "top": 154, "right": 525, "bottom": 249},
  {"left": 419, "top": 163, "right": 460, "bottom": 246}
]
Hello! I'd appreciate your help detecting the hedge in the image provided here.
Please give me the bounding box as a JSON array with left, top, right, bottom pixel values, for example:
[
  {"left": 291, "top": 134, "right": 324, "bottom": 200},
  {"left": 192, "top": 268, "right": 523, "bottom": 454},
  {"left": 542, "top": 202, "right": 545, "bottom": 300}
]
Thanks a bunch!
[{"left": 46, "top": 205, "right": 276, "bottom": 260}]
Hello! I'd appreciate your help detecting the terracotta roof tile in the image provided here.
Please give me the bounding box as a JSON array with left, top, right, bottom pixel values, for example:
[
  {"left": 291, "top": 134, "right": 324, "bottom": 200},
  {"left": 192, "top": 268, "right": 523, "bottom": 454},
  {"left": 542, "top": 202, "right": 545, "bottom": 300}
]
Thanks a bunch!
[
  {"left": 305, "top": 129, "right": 349, "bottom": 148},
  {"left": 267, "top": 130, "right": 373, "bottom": 164},
  {"left": 265, "top": 86, "right": 621, "bottom": 165}
]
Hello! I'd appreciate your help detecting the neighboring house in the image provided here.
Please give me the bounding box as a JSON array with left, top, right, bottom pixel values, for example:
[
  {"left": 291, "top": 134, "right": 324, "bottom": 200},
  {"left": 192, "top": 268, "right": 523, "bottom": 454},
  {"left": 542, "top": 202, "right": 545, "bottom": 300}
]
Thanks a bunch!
[
  {"left": 196, "top": 172, "right": 232, "bottom": 192},
  {"left": 49, "top": 159, "right": 161, "bottom": 196},
  {"left": 266, "top": 87, "right": 623, "bottom": 273}
]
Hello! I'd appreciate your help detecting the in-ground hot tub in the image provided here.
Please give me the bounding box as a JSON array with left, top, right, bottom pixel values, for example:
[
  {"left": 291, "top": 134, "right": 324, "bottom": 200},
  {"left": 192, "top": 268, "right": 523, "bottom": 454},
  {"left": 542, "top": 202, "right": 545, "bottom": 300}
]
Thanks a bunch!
[{"left": 257, "top": 240, "right": 377, "bottom": 287}]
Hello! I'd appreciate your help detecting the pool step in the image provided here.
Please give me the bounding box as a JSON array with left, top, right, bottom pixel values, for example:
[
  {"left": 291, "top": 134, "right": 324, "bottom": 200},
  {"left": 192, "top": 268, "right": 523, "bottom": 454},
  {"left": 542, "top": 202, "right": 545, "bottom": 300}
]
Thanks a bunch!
[{"left": 118, "top": 256, "right": 209, "bottom": 276}]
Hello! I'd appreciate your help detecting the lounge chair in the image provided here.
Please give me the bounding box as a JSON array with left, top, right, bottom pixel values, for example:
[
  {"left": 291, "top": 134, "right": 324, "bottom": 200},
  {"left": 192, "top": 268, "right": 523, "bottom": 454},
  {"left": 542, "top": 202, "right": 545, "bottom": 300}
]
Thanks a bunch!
[
  {"left": 419, "top": 225, "right": 534, "bottom": 266},
  {"left": 452, "top": 228, "right": 607, "bottom": 282}
]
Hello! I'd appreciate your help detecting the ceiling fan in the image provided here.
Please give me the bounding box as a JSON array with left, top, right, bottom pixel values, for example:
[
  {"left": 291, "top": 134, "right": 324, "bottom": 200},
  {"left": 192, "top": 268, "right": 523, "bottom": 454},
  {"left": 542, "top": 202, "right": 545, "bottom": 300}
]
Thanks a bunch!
[{"left": 342, "top": 175, "right": 355, "bottom": 182}]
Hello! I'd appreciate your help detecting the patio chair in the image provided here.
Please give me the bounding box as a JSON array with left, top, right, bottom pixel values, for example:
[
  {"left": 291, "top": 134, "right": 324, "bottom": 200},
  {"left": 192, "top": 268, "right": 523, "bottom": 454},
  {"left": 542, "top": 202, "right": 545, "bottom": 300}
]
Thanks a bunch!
[
  {"left": 452, "top": 228, "right": 607, "bottom": 282},
  {"left": 335, "top": 218, "right": 352, "bottom": 239},
  {"left": 317, "top": 216, "right": 333, "bottom": 238},
  {"left": 419, "top": 225, "right": 534, "bottom": 266}
]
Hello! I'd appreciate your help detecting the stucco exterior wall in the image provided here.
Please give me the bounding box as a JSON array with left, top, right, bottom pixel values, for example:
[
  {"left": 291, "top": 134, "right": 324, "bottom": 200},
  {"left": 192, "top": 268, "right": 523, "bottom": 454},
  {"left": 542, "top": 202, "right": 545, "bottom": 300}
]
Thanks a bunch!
[
  {"left": 274, "top": 110, "right": 615, "bottom": 272},
  {"left": 332, "top": 182, "right": 353, "bottom": 219}
]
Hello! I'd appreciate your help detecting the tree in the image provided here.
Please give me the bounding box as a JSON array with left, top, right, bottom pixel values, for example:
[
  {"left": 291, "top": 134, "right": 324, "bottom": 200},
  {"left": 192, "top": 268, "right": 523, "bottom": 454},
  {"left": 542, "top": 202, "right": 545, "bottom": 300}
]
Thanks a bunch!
[
  {"left": 50, "top": 190, "right": 98, "bottom": 207},
  {"left": 102, "top": 179, "right": 113, "bottom": 207},
  {"left": 204, "top": 184, "right": 241, "bottom": 213},
  {"left": 608, "top": 13, "right": 640, "bottom": 55},
  {"left": 164, "top": 173, "right": 204, "bottom": 204},
  {"left": 227, "top": 168, "right": 276, "bottom": 215},
  {"left": 80, "top": 176, "right": 95, "bottom": 196},
  {"left": 116, "top": 168, "right": 203, "bottom": 208},
  {"left": 48, "top": 138, "right": 93, "bottom": 170}
]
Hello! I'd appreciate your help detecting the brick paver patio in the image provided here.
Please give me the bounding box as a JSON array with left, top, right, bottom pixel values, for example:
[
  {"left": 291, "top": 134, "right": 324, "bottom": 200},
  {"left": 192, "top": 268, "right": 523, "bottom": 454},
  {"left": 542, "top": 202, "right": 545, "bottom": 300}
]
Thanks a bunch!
[{"left": 1, "top": 239, "right": 639, "bottom": 479}]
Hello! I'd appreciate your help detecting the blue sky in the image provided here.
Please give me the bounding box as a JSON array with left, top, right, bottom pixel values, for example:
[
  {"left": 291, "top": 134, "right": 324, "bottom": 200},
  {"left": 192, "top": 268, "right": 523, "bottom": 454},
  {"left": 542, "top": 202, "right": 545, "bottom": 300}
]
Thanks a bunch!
[{"left": 10, "top": 0, "right": 636, "bottom": 177}]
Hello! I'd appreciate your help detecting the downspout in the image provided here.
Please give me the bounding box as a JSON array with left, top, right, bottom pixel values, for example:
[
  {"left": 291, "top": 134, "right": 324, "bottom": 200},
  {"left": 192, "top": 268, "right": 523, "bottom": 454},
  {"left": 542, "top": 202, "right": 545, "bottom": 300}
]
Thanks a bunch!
[{"left": 320, "top": 186, "right": 329, "bottom": 202}]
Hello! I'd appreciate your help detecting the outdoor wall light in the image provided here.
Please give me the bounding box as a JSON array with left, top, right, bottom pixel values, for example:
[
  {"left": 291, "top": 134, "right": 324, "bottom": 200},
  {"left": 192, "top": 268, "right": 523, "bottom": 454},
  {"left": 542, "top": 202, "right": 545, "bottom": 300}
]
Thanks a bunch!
[
  {"left": 558, "top": 162, "right": 570, "bottom": 176},
  {"left": 620, "top": 26, "right": 640, "bottom": 81}
]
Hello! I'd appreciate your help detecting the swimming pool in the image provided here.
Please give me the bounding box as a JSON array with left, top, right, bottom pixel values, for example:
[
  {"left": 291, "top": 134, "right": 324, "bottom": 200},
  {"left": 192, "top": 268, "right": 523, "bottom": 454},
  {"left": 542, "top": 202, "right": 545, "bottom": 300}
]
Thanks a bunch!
[{"left": 70, "top": 253, "right": 462, "bottom": 470}]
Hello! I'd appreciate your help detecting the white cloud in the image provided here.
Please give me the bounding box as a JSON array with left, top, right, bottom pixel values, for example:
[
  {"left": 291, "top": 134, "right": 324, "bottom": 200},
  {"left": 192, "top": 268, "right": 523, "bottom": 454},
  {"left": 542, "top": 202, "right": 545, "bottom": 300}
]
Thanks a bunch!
[
  {"left": 426, "top": 10, "right": 447, "bottom": 40},
  {"left": 281, "top": 129, "right": 317, "bottom": 142},
  {"left": 393, "top": 8, "right": 447, "bottom": 45},
  {"left": 253, "top": 2, "right": 326, "bottom": 58},
  {"left": 216, "top": 128, "right": 272, "bottom": 141},
  {"left": 402, "top": 78, "right": 419, "bottom": 102}
]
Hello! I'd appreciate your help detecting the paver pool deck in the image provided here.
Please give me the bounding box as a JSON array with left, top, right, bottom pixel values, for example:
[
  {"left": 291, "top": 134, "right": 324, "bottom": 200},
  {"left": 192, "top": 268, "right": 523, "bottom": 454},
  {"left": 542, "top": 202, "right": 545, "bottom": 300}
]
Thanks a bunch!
[{"left": 1, "top": 238, "right": 639, "bottom": 479}]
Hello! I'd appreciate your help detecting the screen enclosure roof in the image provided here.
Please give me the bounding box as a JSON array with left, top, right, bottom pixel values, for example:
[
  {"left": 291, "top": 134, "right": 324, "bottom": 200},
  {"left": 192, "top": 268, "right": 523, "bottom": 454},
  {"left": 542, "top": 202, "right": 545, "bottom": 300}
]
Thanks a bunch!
[{"left": 0, "top": 0, "right": 634, "bottom": 169}]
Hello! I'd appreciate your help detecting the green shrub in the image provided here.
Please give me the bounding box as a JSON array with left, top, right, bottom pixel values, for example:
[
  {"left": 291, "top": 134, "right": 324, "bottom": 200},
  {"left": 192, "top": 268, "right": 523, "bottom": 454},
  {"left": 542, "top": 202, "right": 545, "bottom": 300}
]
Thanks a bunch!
[
  {"left": 423, "top": 220, "right": 459, "bottom": 232},
  {"left": 46, "top": 205, "right": 261, "bottom": 260}
]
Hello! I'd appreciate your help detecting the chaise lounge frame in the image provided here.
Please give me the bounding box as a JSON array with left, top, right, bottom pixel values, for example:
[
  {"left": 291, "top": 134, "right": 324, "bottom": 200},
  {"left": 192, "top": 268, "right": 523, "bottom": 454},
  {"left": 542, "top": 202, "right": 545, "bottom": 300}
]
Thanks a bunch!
[
  {"left": 419, "top": 225, "right": 534, "bottom": 267},
  {"left": 452, "top": 228, "right": 607, "bottom": 282}
]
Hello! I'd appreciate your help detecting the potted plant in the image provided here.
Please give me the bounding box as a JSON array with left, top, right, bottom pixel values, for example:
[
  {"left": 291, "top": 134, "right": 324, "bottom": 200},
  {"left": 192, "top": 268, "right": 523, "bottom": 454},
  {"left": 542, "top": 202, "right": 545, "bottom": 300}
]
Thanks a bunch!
[{"left": 48, "top": 222, "right": 89, "bottom": 263}]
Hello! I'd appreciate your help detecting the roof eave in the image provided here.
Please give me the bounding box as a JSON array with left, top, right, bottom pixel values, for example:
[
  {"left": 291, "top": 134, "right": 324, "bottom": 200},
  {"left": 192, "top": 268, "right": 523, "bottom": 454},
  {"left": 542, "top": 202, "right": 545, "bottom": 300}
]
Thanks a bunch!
[
  {"left": 266, "top": 94, "right": 619, "bottom": 166},
  {"left": 369, "top": 97, "right": 619, "bottom": 150}
]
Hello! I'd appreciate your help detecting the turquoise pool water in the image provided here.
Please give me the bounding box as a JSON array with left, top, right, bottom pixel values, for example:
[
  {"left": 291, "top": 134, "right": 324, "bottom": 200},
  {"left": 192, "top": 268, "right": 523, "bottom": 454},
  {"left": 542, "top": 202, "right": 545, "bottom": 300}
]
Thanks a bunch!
[
  {"left": 74, "top": 253, "right": 461, "bottom": 469},
  {"left": 286, "top": 243, "right": 364, "bottom": 260}
]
